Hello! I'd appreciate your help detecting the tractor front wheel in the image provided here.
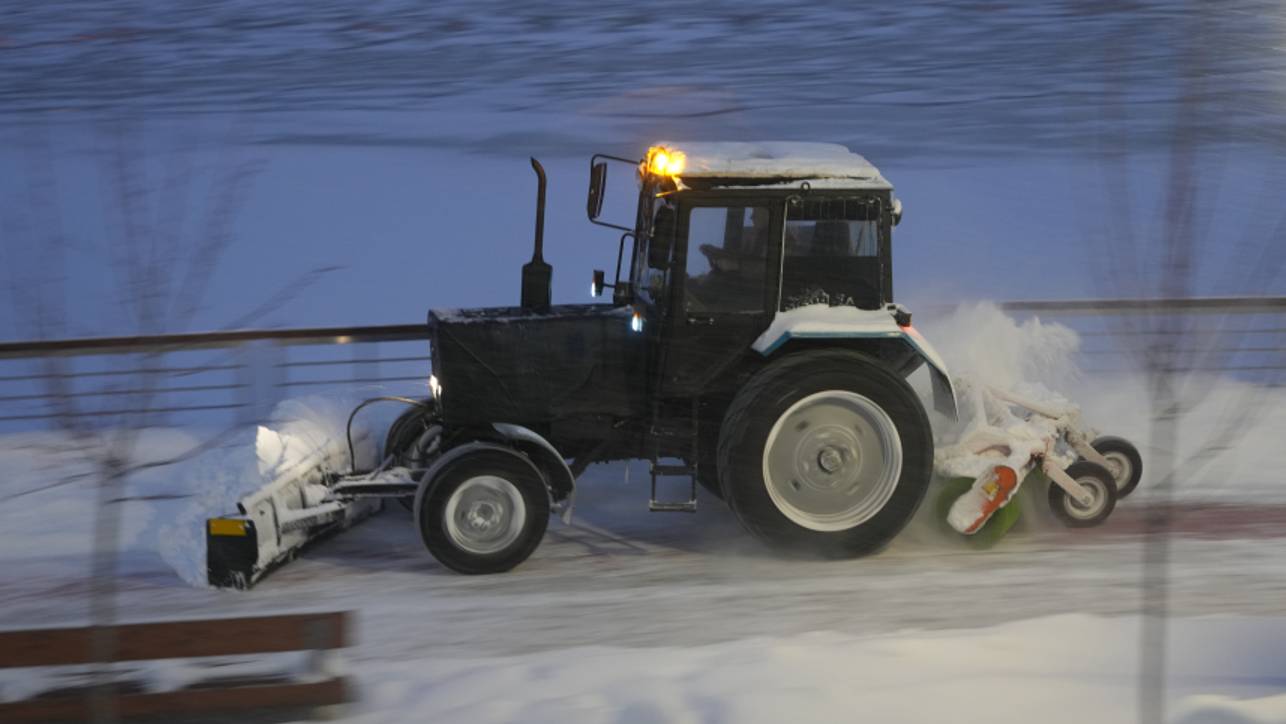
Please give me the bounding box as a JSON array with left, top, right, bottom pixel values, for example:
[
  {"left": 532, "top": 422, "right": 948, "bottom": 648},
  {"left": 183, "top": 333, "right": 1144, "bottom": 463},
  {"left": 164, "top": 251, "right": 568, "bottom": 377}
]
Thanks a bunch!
[
  {"left": 717, "top": 350, "right": 933, "bottom": 557},
  {"left": 416, "top": 448, "right": 549, "bottom": 574}
]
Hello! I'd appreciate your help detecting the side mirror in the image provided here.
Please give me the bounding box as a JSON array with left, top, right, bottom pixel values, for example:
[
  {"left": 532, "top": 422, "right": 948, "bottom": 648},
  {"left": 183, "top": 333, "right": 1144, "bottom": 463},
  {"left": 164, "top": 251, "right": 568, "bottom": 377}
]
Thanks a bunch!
[
  {"left": 591, "top": 269, "right": 606, "bottom": 297},
  {"left": 587, "top": 162, "right": 608, "bottom": 221}
]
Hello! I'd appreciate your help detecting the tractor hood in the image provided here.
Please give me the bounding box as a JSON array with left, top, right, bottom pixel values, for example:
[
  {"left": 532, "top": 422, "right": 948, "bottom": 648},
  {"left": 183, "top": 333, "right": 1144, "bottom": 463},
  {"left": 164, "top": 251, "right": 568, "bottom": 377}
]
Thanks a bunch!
[
  {"left": 752, "top": 303, "right": 957, "bottom": 419},
  {"left": 428, "top": 304, "right": 646, "bottom": 426}
]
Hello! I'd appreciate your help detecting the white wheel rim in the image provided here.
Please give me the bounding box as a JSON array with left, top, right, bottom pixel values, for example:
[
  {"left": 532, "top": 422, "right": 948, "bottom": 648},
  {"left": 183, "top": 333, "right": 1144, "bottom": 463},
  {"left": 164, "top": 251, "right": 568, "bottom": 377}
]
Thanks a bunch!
[
  {"left": 761, "top": 390, "right": 903, "bottom": 532},
  {"left": 1064, "top": 475, "right": 1109, "bottom": 520},
  {"left": 443, "top": 475, "right": 526, "bottom": 555},
  {"left": 1102, "top": 451, "right": 1133, "bottom": 486}
]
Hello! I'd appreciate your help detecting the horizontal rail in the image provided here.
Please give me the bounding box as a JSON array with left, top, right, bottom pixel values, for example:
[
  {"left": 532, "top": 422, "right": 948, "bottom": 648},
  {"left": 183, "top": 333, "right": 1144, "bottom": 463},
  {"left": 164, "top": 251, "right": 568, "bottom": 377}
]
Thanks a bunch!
[
  {"left": 278, "top": 375, "right": 429, "bottom": 388},
  {"left": 0, "top": 299, "right": 1283, "bottom": 359},
  {"left": 0, "top": 403, "right": 247, "bottom": 423},
  {"left": 997, "top": 296, "right": 1286, "bottom": 316},
  {"left": 0, "top": 383, "right": 247, "bottom": 403},
  {"left": 0, "top": 323, "right": 430, "bottom": 359},
  {"left": 0, "top": 363, "right": 242, "bottom": 382},
  {"left": 277, "top": 355, "right": 430, "bottom": 369}
]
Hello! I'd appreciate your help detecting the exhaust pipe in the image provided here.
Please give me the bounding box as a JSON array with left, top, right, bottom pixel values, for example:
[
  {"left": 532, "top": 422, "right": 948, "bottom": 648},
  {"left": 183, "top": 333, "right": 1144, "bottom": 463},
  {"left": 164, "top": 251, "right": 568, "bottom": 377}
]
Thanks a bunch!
[{"left": 521, "top": 158, "right": 552, "bottom": 312}]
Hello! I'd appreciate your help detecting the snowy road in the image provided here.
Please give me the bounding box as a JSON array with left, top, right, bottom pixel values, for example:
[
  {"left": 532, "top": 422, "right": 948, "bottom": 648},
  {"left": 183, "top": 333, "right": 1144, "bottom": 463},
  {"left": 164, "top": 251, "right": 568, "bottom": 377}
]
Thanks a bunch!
[{"left": 3, "top": 463, "right": 1285, "bottom": 664}]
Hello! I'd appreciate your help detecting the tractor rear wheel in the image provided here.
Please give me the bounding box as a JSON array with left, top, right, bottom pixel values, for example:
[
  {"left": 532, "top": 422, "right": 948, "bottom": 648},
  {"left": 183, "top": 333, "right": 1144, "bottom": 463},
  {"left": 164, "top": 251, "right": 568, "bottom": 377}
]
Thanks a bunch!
[
  {"left": 416, "top": 448, "right": 549, "bottom": 574},
  {"left": 717, "top": 350, "right": 932, "bottom": 557}
]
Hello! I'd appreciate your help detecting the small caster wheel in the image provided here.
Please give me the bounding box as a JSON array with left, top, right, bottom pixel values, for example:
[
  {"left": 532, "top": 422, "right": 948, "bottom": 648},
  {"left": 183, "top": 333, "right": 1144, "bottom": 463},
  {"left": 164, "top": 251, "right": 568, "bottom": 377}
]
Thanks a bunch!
[
  {"left": 1081, "top": 436, "right": 1143, "bottom": 498},
  {"left": 1048, "top": 461, "right": 1118, "bottom": 528}
]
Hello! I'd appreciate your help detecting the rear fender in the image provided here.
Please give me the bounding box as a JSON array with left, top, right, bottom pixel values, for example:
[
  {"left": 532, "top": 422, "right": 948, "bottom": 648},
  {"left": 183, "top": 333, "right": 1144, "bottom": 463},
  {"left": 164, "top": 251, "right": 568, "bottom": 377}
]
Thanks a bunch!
[{"left": 752, "top": 305, "right": 957, "bottom": 419}]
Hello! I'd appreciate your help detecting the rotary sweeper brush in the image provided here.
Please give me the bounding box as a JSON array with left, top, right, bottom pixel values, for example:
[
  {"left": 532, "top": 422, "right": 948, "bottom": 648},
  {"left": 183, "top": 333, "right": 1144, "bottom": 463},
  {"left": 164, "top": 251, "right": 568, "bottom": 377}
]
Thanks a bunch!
[{"left": 207, "top": 143, "right": 1141, "bottom": 587}]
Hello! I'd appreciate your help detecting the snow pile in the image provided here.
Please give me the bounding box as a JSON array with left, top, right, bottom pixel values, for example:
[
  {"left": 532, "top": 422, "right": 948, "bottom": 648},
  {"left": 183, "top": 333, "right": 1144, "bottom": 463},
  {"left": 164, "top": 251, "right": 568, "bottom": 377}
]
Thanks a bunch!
[
  {"left": 921, "top": 301, "right": 1081, "bottom": 397},
  {"left": 158, "top": 395, "right": 378, "bottom": 587},
  {"left": 0, "top": 428, "right": 200, "bottom": 565},
  {"left": 919, "top": 303, "right": 1083, "bottom": 478}
]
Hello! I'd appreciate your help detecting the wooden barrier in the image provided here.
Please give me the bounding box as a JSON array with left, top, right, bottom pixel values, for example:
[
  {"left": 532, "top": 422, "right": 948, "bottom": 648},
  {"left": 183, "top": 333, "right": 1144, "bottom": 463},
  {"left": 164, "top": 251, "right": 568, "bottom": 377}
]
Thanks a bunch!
[{"left": 0, "top": 611, "right": 351, "bottom": 722}]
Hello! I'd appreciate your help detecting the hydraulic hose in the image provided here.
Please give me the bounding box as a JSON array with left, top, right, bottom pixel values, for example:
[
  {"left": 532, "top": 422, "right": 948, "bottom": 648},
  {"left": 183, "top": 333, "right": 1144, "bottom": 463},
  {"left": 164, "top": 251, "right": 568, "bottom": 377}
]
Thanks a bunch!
[{"left": 345, "top": 396, "right": 435, "bottom": 475}]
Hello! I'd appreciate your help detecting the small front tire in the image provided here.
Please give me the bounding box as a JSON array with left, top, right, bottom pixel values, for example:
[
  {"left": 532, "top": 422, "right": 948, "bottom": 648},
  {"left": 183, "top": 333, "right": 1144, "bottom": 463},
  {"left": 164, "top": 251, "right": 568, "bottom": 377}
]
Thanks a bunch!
[
  {"left": 417, "top": 448, "right": 549, "bottom": 574},
  {"left": 1084, "top": 436, "right": 1143, "bottom": 499},
  {"left": 1048, "top": 461, "right": 1118, "bottom": 528}
]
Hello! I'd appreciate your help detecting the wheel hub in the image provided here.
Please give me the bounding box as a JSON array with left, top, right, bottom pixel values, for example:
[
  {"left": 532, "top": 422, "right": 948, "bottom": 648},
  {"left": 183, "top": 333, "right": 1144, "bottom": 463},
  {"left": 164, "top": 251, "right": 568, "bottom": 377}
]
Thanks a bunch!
[
  {"left": 762, "top": 390, "right": 903, "bottom": 532},
  {"left": 466, "top": 501, "right": 501, "bottom": 531},
  {"left": 1066, "top": 476, "right": 1107, "bottom": 519},
  {"left": 444, "top": 475, "right": 526, "bottom": 555},
  {"left": 817, "top": 445, "right": 846, "bottom": 474},
  {"left": 1103, "top": 451, "right": 1131, "bottom": 484}
]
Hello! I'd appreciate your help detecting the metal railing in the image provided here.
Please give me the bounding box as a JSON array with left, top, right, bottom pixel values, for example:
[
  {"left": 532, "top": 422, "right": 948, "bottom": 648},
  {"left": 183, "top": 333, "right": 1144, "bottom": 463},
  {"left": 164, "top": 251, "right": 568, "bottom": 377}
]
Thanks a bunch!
[
  {"left": 0, "top": 324, "right": 433, "bottom": 428},
  {"left": 2, "top": 297, "right": 1284, "bottom": 430},
  {"left": 994, "top": 297, "right": 1286, "bottom": 380}
]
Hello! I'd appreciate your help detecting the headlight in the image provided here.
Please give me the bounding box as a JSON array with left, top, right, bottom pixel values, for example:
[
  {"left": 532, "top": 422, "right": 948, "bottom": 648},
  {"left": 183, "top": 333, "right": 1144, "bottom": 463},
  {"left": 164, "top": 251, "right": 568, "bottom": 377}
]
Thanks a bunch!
[{"left": 429, "top": 374, "right": 442, "bottom": 399}]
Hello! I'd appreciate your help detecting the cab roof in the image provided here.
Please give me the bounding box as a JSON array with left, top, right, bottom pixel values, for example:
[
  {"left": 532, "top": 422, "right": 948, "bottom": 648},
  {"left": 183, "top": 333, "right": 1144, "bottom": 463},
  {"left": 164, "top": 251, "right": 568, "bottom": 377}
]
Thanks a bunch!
[{"left": 656, "top": 141, "right": 893, "bottom": 191}]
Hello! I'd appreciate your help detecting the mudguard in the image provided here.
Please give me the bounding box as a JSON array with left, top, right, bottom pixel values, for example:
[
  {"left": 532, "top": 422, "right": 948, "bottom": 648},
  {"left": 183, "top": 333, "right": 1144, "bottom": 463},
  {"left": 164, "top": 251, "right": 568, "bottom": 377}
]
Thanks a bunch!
[
  {"left": 752, "top": 303, "right": 957, "bottom": 419},
  {"left": 491, "top": 423, "right": 577, "bottom": 503}
]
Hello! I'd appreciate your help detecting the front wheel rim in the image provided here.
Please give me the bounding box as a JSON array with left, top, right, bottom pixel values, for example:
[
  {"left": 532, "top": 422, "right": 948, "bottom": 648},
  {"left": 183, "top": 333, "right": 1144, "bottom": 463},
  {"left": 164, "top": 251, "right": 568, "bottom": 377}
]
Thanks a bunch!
[
  {"left": 762, "top": 390, "right": 903, "bottom": 532},
  {"left": 1102, "top": 451, "right": 1133, "bottom": 486},
  {"left": 1064, "top": 475, "right": 1109, "bottom": 520},
  {"left": 443, "top": 475, "right": 526, "bottom": 555}
]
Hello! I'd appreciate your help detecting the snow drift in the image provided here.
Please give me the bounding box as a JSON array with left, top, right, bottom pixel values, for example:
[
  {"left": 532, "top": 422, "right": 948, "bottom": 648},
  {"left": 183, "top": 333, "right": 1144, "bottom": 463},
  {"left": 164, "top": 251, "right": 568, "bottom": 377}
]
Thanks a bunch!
[{"left": 158, "top": 395, "right": 379, "bottom": 586}]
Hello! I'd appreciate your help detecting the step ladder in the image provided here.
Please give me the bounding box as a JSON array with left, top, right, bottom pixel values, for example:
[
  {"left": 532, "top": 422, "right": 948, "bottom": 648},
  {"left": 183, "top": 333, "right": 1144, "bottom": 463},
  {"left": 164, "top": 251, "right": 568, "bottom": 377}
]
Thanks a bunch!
[
  {"left": 648, "top": 400, "right": 700, "bottom": 513},
  {"left": 648, "top": 461, "right": 698, "bottom": 513}
]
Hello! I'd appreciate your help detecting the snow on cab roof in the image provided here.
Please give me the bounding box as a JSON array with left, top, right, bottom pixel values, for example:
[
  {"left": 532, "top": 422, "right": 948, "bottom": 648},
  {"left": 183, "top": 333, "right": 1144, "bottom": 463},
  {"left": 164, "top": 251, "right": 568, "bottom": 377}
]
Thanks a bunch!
[{"left": 658, "top": 141, "right": 892, "bottom": 189}]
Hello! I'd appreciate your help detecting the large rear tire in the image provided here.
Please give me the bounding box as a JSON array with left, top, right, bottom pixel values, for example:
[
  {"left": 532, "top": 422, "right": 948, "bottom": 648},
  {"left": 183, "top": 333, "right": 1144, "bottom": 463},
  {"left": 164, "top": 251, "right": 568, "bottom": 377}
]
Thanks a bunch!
[
  {"left": 717, "top": 350, "right": 933, "bottom": 557},
  {"left": 417, "top": 449, "right": 549, "bottom": 574}
]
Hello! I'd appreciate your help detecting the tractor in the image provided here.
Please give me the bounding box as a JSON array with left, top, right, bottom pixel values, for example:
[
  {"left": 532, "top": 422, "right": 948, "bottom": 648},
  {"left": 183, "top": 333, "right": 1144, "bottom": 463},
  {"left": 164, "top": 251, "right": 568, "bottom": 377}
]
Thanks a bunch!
[{"left": 208, "top": 142, "right": 964, "bottom": 583}]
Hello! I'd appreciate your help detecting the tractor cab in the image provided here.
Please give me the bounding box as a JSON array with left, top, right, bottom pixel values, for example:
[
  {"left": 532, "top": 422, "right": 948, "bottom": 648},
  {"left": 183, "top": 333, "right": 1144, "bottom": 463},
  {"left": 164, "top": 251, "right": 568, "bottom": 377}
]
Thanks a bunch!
[{"left": 589, "top": 143, "right": 912, "bottom": 398}]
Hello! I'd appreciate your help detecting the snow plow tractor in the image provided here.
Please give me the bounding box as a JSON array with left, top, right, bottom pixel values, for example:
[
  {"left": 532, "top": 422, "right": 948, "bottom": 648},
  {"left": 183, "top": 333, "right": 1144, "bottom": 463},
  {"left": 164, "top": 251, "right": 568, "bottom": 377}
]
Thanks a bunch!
[{"left": 206, "top": 142, "right": 1132, "bottom": 587}]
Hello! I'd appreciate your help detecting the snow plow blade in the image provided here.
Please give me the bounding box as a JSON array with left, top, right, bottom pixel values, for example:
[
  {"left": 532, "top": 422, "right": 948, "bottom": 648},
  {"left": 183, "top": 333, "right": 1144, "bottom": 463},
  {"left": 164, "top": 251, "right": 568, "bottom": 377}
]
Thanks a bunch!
[
  {"left": 205, "top": 429, "right": 387, "bottom": 590},
  {"left": 207, "top": 497, "right": 381, "bottom": 589}
]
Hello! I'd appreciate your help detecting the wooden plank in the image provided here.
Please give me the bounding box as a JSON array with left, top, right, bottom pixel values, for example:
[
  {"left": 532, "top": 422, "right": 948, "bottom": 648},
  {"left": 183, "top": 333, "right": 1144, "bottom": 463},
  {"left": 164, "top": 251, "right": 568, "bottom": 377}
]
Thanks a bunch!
[
  {"left": 0, "top": 612, "right": 347, "bottom": 668},
  {"left": 0, "top": 677, "right": 348, "bottom": 722}
]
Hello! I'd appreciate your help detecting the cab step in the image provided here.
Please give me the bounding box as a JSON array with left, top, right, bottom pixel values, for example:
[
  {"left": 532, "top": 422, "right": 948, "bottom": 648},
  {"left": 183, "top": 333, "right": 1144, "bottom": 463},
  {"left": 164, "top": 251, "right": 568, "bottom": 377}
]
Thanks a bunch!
[{"left": 649, "top": 461, "right": 698, "bottom": 513}]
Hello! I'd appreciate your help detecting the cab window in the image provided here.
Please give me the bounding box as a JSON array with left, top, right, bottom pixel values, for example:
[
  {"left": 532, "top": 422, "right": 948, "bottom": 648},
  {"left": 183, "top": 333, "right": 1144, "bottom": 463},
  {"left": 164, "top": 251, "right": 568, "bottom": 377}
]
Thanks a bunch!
[
  {"left": 683, "top": 206, "right": 771, "bottom": 314},
  {"left": 781, "top": 197, "right": 884, "bottom": 310}
]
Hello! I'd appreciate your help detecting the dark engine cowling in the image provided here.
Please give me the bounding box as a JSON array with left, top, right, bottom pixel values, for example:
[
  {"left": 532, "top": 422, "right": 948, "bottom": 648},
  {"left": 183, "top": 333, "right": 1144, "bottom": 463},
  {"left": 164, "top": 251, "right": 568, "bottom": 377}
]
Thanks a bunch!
[{"left": 428, "top": 304, "right": 646, "bottom": 429}]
